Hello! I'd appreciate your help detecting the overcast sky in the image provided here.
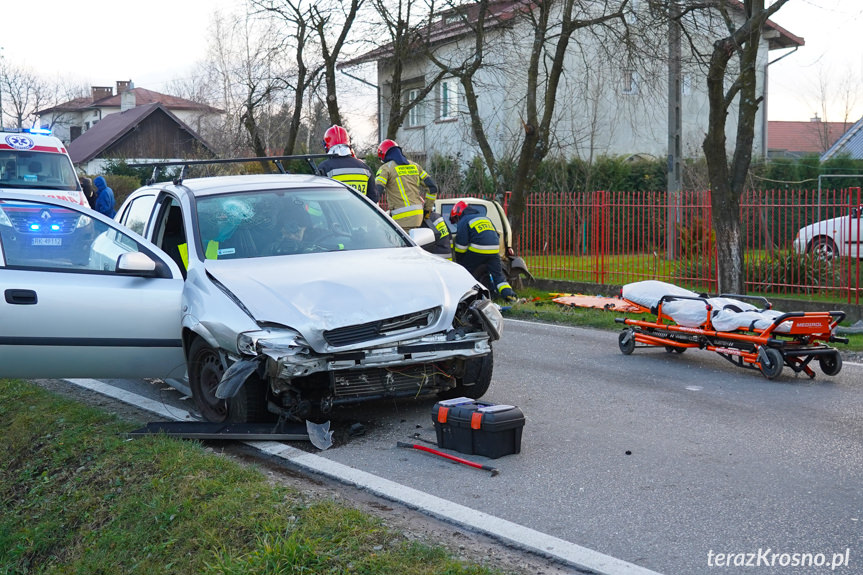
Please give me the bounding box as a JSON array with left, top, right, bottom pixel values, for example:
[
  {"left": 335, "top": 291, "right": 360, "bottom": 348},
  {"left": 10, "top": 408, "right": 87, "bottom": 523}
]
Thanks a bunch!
[{"left": 2, "top": 0, "right": 861, "bottom": 129}]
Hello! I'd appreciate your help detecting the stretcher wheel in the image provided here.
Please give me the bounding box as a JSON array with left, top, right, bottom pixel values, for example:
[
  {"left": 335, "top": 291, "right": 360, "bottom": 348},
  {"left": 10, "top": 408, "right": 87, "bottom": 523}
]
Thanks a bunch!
[
  {"left": 819, "top": 352, "right": 842, "bottom": 376},
  {"left": 758, "top": 347, "right": 783, "bottom": 380},
  {"left": 665, "top": 346, "right": 686, "bottom": 354},
  {"left": 618, "top": 330, "right": 635, "bottom": 355}
]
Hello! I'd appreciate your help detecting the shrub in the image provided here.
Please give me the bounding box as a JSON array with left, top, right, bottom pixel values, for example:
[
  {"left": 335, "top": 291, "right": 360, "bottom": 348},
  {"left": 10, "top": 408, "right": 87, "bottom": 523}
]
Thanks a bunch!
[{"left": 746, "top": 250, "right": 842, "bottom": 294}]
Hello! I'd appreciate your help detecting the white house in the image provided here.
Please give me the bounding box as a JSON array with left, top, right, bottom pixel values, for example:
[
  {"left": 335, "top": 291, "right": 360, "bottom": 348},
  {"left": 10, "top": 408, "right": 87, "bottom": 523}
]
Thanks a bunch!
[
  {"left": 37, "top": 80, "right": 222, "bottom": 147},
  {"left": 344, "top": 1, "right": 802, "bottom": 165}
]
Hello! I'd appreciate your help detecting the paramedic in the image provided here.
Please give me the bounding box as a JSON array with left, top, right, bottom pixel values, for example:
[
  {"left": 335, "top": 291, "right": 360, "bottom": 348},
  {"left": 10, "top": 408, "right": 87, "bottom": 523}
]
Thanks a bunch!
[
  {"left": 450, "top": 200, "right": 517, "bottom": 302},
  {"left": 316, "top": 125, "right": 378, "bottom": 202},
  {"left": 374, "top": 139, "right": 438, "bottom": 231}
]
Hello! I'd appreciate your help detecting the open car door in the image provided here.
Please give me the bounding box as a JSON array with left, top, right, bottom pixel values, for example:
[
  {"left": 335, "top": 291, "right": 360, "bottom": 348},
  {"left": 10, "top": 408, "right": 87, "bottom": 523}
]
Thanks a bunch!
[{"left": 0, "top": 192, "right": 186, "bottom": 380}]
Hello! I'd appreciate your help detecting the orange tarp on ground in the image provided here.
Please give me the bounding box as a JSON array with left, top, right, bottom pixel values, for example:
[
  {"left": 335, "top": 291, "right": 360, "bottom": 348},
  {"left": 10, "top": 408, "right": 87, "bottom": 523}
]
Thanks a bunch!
[{"left": 551, "top": 294, "right": 649, "bottom": 314}]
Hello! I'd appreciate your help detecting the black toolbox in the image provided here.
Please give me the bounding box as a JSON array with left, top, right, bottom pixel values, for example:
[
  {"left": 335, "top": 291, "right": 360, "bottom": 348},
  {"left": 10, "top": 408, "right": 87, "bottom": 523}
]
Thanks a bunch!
[{"left": 431, "top": 397, "right": 525, "bottom": 459}]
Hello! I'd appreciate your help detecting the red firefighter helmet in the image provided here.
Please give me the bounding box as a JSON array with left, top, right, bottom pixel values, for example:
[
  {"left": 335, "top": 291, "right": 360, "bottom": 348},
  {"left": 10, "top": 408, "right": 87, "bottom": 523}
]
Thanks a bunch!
[
  {"left": 377, "top": 139, "right": 399, "bottom": 161},
  {"left": 450, "top": 200, "right": 468, "bottom": 223},
  {"left": 323, "top": 125, "right": 350, "bottom": 151}
]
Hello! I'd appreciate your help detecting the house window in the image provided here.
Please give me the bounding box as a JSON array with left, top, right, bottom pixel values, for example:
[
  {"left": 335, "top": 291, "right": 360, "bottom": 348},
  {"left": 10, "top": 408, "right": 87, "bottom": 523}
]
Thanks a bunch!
[
  {"left": 439, "top": 79, "right": 459, "bottom": 120},
  {"left": 622, "top": 69, "right": 639, "bottom": 95},
  {"left": 406, "top": 88, "right": 425, "bottom": 127},
  {"left": 682, "top": 73, "right": 692, "bottom": 96}
]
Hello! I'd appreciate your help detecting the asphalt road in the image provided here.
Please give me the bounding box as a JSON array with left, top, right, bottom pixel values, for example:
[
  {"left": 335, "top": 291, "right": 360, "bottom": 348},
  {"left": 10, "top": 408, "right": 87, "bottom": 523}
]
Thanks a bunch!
[{"left": 74, "top": 318, "right": 863, "bottom": 574}]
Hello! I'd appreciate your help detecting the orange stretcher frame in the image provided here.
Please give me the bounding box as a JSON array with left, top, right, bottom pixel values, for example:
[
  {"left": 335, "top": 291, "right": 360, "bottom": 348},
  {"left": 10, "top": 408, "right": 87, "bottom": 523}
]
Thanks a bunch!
[{"left": 614, "top": 293, "right": 848, "bottom": 379}]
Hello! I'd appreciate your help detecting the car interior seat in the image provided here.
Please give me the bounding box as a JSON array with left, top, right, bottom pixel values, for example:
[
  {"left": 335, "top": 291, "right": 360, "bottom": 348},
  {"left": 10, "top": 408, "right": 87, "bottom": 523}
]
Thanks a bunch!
[{"left": 160, "top": 207, "right": 187, "bottom": 276}]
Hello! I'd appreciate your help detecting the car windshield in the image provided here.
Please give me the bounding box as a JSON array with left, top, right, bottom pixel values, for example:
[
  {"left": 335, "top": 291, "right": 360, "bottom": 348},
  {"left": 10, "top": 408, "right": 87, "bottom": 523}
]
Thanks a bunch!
[
  {"left": 0, "top": 150, "right": 80, "bottom": 191},
  {"left": 194, "top": 187, "right": 409, "bottom": 260}
]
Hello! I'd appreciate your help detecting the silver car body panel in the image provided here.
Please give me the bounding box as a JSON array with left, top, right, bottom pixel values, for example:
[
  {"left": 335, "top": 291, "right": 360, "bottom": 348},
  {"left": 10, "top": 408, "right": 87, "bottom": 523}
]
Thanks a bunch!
[{"left": 0, "top": 192, "right": 186, "bottom": 379}]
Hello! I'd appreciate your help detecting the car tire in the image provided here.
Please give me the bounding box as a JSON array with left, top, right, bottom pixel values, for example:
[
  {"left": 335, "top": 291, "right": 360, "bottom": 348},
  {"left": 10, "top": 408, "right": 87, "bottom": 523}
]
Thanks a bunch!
[
  {"left": 439, "top": 348, "right": 494, "bottom": 400},
  {"left": 808, "top": 236, "right": 838, "bottom": 260},
  {"left": 188, "top": 338, "right": 269, "bottom": 423}
]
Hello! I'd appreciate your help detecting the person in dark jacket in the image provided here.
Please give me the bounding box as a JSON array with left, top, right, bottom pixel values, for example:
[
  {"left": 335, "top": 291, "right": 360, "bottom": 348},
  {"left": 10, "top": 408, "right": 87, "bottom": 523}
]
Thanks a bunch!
[
  {"left": 420, "top": 211, "right": 453, "bottom": 260},
  {"left": 374, "top": 139, "right": 438, "bottom": 231},
  {"left": 92, "top": 176, "right": 116, "bottom": 218},
  {"left": 450, "top": 200, "right": 517, "bottom": 302},
  {"left": 316, "top": 125, "right": 378, "bottom": 202},
  {"left": 79, "top": 176, "right": 96, "bottom": 208}
]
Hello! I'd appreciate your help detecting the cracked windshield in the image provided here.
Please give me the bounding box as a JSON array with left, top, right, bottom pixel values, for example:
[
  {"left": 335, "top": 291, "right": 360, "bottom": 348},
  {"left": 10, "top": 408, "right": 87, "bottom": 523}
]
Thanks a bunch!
[{"left": 195, "top": 188, "right": 407, "bottom": 259}]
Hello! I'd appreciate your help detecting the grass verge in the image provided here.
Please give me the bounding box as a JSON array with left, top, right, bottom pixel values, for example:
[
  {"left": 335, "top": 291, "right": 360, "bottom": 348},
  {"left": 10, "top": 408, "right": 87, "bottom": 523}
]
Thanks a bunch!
[{"left": 0, "top": 379, "right": 506, "bottom": 575}]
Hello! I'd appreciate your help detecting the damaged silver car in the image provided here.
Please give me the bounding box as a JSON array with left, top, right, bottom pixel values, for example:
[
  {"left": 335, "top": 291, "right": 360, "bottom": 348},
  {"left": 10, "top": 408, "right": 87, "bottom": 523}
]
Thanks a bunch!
[{"left": 0, "top": 163, "right": 502, "bottom": 423}]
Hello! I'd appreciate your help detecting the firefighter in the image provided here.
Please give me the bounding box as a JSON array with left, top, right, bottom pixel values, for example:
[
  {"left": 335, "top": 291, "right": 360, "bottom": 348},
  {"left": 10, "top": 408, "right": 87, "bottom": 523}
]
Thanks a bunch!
[
  {"left": 374, "top": 139, "right": 438, "bottom": 231},
  {"left": 420, "top": 210, "right": 453, "bottom": 259},
  {"left": 316, "top": 125, "right": 378, "bottom": 202},
  {"left": 450, "top": 200, "right": 517, "bottom": 302}
]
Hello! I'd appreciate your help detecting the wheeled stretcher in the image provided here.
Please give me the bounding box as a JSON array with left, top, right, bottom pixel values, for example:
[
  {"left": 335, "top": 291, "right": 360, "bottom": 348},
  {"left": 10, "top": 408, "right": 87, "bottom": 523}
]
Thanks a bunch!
[{"left": 614, "top": 281, "right": 848, "bottom": 379}]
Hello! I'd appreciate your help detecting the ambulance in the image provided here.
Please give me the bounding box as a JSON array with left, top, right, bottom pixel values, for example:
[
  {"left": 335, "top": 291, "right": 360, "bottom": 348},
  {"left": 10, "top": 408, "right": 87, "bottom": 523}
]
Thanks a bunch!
[{"left": 0, "top": 129, "right": 92, "bottom": 263}]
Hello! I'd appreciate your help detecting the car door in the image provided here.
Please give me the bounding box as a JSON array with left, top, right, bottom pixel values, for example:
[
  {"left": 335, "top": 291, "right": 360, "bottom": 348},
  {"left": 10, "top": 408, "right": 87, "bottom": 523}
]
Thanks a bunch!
[{"left": 0, "top": 192, "right": 186, "bottom": 380}]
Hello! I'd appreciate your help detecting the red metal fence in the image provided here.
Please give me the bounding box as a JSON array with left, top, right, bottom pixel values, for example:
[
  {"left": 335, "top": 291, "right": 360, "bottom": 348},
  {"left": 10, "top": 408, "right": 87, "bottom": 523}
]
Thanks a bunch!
[{"left": 485, "top": 187, "right": 861, "bottom": 304}]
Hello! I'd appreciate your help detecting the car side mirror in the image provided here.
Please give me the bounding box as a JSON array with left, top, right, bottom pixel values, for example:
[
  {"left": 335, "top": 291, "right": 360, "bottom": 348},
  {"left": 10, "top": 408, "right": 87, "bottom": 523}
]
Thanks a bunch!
[
  {"left": 116, "top": 251, "right": 157, "bottom": 276},
  {"left": 409, "top": 227, "right": 435, "bottom": 247}
]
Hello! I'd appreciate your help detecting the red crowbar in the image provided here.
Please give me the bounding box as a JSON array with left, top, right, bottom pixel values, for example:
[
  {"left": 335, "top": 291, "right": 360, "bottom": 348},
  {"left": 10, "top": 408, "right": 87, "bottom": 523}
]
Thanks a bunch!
[{"left": 397, "top": 441, "right": 499, "bottom": 476}]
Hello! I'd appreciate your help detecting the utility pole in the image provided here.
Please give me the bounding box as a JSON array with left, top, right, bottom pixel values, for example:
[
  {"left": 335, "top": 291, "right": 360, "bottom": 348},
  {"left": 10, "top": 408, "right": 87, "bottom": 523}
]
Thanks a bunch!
[{"left": 666, "top": 2, "right": 682, "bottom": 260}]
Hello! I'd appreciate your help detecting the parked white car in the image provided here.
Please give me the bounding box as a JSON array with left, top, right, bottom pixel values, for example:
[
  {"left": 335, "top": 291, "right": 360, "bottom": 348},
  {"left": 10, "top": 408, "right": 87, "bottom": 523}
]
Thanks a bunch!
[
  {"left": 0, "top": 167, "right": 503, "bottom": 424},
  {"left": 793, "top": 206, "right": 862, "bottom": 259}
]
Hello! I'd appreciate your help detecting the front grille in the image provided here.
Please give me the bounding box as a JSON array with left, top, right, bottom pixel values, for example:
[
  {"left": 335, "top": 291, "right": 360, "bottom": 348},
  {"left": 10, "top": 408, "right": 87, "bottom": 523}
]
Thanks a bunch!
[
  {"left": 333, "top": 364, "right": 447, "bottom": 399},
  {"left": 324, "top": 307, "right": 439, "bottom": 347},
  {"left": 4, "top": 206, "right": 79, "bottom": 235}
]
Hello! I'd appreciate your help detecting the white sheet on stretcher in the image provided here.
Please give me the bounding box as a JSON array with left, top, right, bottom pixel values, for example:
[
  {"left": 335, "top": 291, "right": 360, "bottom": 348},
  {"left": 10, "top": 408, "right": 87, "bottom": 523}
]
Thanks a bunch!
[{"left": 622, "top": 280, "right": 791, "bottom": 333}]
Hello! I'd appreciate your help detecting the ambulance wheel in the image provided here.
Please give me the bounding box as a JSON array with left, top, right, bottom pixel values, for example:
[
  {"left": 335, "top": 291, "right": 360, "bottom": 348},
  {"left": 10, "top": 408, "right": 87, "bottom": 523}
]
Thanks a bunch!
[
  {"left": 439, "top": 349, "right": 494, "bottom": 400},
  {"left": 618, "top": 330, "right": 635, "bottom": 355},
  {"left": 665, "top": 346, "right": 686, "bottom": 354},
  {"left": 819, "top": 352, "right": 842, "bottom": 376},
  {"left": 758, "top": 347, "right": 784, "bottom": 380}
]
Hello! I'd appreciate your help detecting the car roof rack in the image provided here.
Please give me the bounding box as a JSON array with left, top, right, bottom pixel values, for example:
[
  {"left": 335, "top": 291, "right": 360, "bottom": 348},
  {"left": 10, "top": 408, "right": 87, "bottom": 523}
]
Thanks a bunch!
[{"left": 127, "top": 155, "right": 331, "bottom": 185}]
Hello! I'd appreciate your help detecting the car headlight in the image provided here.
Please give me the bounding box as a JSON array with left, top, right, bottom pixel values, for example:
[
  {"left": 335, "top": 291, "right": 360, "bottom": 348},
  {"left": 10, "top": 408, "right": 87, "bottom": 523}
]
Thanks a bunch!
[
  {"left": 471, "top": 299, "right": 504, "bottom": 341},
  {"left": 237, "top": 328, "right": 308, "bottom": 356}
]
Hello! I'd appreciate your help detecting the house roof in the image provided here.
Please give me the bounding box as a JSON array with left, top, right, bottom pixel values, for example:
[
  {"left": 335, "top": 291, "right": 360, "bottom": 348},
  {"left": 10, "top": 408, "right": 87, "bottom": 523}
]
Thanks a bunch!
[
  {"left": 67, "top": 102, "right": 215, "bottom": 164},
  {"left": 821, "top": 117, "right": 863, "bottom": 161},
  {"left": 767, "top": 120, "right": 850, "bottom": 156},
  {"left": 342, "top": 0, "right": 803, "bottom": 68},
  {"left": 38, "top": 87, "right": 223, "bottom": 116}
]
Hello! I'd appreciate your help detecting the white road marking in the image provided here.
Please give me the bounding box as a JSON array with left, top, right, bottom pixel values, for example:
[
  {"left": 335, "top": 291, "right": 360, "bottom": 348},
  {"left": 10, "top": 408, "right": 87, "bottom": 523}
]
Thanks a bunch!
[{"left": 65, "top": 377, "right": 664, "bottom": 574}]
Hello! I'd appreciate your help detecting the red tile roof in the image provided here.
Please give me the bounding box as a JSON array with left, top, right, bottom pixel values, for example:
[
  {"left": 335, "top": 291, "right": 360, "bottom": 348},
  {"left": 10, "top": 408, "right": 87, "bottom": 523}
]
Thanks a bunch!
[{"left": 767, "top": 120, "right": 851, "bottom": 154}]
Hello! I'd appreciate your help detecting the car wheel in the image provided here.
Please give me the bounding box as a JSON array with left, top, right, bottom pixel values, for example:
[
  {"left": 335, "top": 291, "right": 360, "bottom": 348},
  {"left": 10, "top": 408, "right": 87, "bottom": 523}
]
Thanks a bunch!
[
  {"left": 808, "top": 237, "right": 838, "bottom": 260},
  {"left": 819, "top": 352, "right": 842, "bottom": 376},
  {"left": 757, "top": 347, "right": 784, "bottom": 380},
  {"left": 438, "top": 348, "right": 494, "bottom": 400},
  {"left": 618, "top": 330, "right": 635, "bottom": 355},
  {"left": 188, "top": 338, "right": 269, "bottom": 423}
]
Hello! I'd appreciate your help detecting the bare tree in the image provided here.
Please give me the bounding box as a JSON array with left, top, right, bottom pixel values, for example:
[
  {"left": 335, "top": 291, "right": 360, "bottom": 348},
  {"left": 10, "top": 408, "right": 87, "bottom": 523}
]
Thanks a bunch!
[
  {"left": 0, "top": 61, "right": 52, "bottom": 130},
  {"left": 369, "top": 0, "right": 445, "bottom": 140},
  {"left": 699, "top": 0, "right": 791, "bottom": 293},
  {"left": 251, "top": 0, "right": 328, "bottom": 154},
  {"left": 308, "top": 0, "right": 365, "bottom": 126}
]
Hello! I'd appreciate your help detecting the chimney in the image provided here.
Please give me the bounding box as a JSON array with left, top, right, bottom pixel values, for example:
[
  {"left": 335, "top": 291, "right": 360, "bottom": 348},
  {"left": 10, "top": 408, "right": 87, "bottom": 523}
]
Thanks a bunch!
[
  {"left": 120, "top": 82, "right": 136, "bottom": 112},
  {"left": 810, "top": 114, "right": 822, "bottom": 122},
  {"left": 116, "top": 80, "right": 132, "bottom": 94},
  {"left": 91, "top": 86, "right": 113, "bottom": 101}
]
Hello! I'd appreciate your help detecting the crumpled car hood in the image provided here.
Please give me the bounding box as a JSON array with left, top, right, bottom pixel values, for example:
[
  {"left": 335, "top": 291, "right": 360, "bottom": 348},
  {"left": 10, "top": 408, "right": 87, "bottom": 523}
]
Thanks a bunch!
[{"left": 205, "top": 247, "right": 479, "bottom": 347}]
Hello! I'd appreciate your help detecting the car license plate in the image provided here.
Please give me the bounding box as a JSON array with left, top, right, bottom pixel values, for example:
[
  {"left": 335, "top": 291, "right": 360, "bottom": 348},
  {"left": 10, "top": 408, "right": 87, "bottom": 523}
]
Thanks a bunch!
[{"left": 32, "top": 238, "right": 62, "bottom": 246}]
